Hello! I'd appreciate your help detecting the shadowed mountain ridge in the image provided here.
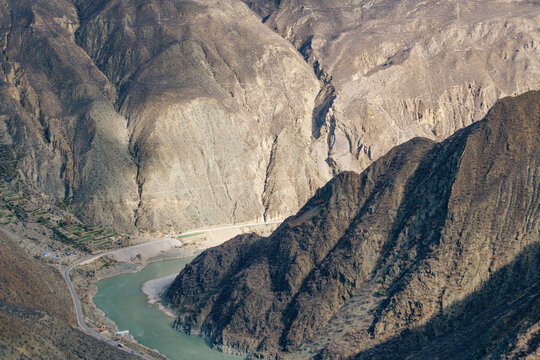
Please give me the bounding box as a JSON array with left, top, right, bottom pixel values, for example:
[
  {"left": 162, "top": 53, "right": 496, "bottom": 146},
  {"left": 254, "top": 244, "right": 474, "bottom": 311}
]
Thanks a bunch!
[{"left": 167, "top": 91, "right": 540, "bottom": 359}]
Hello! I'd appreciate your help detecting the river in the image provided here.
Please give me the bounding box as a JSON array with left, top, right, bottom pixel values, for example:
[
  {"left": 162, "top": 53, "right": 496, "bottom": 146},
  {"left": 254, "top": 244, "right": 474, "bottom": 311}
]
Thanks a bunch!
[{"left": 94, "top": 257, "right": 245, "bottom": 360}]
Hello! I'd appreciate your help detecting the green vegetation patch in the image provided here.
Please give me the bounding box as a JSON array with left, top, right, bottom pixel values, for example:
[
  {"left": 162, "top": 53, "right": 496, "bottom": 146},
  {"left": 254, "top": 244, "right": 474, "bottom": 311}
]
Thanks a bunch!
[{"left": 177, "top": 232, "right": 202, "bottom": 239}]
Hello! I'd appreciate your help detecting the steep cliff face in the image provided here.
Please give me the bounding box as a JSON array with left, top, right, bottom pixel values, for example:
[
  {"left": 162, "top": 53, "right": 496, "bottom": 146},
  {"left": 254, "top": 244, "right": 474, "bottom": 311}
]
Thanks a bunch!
[
  {"left": 167, "top": 91, "right": 540, "bottom": 359},
  {"left": 261, "top": 0, "right": 540, "bottom": 174},
  {"left": 1, "top": 0, "right": 539, "bottom": 234},
  {"left": 0, "top": 0, "right": 324, "bottom": 233}
]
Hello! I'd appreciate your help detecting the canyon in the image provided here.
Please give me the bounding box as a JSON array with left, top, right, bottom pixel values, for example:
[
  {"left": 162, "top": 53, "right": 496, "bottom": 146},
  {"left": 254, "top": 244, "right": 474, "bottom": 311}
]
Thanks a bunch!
[
  {"left": 0, "top": 0, "right": 538, "bottom": 234},
  {"left": 0, "top": 1, "right": 538, "bottom": 358}
]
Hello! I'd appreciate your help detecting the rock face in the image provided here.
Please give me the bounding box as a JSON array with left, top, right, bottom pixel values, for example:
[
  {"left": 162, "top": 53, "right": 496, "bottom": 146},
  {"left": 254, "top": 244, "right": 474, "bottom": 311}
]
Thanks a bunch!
[
  {"left": 0, "top": 0, "right": 140, "bottom": 232},
  {"left": 0, "top": 0, "right": 324, "bottom": 234},
  {"left": 75, "top": 0, "right": 324, "bottom": 232},
  {"left": 166, "top": 91, "right": 540, "bottom": 359},
  {"left": 1, "top": 0, "right": 539, "bottom": 234},
  {"left": 259, "top": 0, "right": 540, "bottom": 174}
]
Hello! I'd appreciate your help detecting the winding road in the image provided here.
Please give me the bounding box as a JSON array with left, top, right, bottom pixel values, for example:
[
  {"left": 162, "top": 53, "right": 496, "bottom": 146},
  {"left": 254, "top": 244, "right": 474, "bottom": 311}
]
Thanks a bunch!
[
  {"left": 64, "top": 254, "right": 152, "bottom": 359},
  {"left": 63, "top": 220, "right": 282, "bottom": 359}
]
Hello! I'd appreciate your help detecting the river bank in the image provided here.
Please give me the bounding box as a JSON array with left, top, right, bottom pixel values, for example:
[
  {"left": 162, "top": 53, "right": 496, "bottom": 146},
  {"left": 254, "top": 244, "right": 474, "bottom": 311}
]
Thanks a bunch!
[
  {"left": 142, "top": 274, "right": 177, "bottom": 318},
  {"left": 72, "top": 222, "right": 281, "bottom": 359},
  {"left": 93, "top": 257, "right": 246, "bottom": 360}
]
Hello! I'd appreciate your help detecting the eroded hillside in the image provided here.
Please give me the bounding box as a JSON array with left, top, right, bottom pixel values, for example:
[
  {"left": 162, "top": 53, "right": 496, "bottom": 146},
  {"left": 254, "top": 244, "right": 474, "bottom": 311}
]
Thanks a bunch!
[
  {"left": 167, "top": 91, "right": 540, "bottom": 359},
  {"left": 1, "top": 0, "right": 539, "bottom": 235},
  {"left": 0, "top": 0, "right": 323, "bottom": 234},
  {"left": 259, "top": 0, "right": 540, "bottom": 172}
]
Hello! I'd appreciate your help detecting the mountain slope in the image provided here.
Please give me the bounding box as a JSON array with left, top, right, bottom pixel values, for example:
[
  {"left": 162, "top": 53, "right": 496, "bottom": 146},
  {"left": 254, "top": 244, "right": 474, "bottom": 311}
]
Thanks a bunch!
[
  {"left": 259, "top": 0, "right": 540, "bottom": 173},
  {"left": 1, "top": 0, "right": 539, "bottom": 234},
  {"left": 166, "top": 91, "right": 540, "bottom": 358},
  {"left": 0, "top": 0, "right": 140, "bottom": 232},
  {"left": 74, "top": 0, "right": 324, "bottom": 231},
  {"left": 0, "top": 229, "right": 138, "bottom": 359},
  {"left": 0, "top": 0, "right": 323, "bottom": 234}
]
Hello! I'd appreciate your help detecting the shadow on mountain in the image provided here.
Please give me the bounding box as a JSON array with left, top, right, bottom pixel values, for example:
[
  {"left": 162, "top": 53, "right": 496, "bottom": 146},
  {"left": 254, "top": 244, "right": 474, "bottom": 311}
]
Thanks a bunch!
[
  {"left": 347, "top": 242, "right": 540, "bottom": 360},
  {"left": 167, "top": 91, "right": 539, "bottom": 358}
]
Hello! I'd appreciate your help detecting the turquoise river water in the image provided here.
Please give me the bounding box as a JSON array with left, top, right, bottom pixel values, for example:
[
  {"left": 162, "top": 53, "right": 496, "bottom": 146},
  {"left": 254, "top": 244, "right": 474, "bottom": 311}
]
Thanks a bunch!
[{"left": 94, "top": 257, "right": 245, "bottom": 360}]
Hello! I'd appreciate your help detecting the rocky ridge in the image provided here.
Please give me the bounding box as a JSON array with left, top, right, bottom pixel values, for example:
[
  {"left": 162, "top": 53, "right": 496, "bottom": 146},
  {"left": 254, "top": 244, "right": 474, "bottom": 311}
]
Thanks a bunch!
[{"left": 166, "top": 91, "right": 540, "bottom": 359}]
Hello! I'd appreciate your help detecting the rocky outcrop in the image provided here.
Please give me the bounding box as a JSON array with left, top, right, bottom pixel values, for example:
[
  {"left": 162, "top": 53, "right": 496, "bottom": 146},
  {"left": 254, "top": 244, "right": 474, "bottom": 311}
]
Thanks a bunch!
[{"left": 166, "top": 91, "right": 540, "bottom": 359}]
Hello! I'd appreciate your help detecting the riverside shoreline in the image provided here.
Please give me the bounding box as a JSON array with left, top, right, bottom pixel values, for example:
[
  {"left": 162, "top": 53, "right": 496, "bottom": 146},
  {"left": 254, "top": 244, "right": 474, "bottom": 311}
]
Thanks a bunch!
[
  {"left": 73, "top": 221, "right": 282, "bottom": 359},
  {"left": 142, "top": 274, "right": 178, "bottom": 318}
]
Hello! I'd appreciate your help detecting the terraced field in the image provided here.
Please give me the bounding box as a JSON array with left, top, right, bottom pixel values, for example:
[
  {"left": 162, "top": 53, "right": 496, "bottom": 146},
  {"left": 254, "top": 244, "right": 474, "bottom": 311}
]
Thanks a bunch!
[
  {"left": 0, "top": 182, "right": 127, "bottom": 252},
  {"left": 53, "top": 223, "right": 128, "bottom": 252}
]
